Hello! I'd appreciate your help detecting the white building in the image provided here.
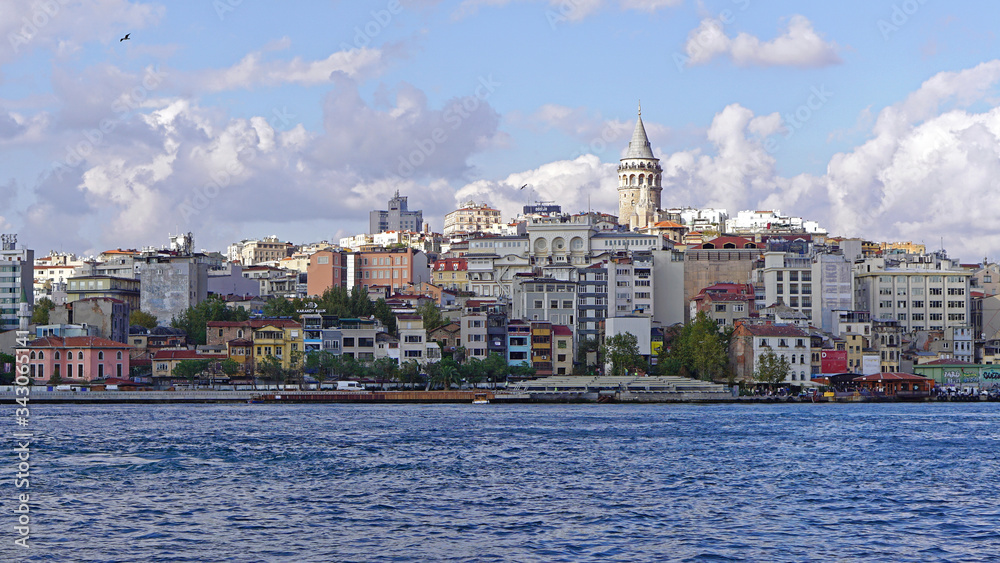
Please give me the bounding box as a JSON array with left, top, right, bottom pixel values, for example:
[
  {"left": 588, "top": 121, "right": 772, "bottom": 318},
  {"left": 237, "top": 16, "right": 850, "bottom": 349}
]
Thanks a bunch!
[{"left": 443, "top": 201, "right": 503, "bottom": 236}]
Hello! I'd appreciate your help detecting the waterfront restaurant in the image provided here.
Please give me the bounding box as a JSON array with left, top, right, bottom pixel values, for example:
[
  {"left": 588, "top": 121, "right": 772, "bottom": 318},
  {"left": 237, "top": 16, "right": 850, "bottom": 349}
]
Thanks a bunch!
[{"left": 852, "top": 372, "right": 934, "bottom": 398}]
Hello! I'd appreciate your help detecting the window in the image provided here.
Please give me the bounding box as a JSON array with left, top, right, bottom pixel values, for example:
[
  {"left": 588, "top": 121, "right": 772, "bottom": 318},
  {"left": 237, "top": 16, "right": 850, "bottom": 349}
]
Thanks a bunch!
[
  {"left": 897, "top": 301, "right": 906, "bottom": 308},
  {"left": 562, "top": 300, "right": 573, "bottom": 309},
  {"left": 557, "top": 340, "right": 567, "bottom": 349},
  {"left": 550, "top": 300, "right": 558, "bottom": 309},
  {"left": 913, "top": 300, "right": 924, "bottom": 308},
  {"left": 930, "top": 288, "right": 942, "bottom": 295},
  {"left": 117, "top": 351, "right": 122, "bottom": 360},
  {"left": 98, "top": 351, "right": 104, "bottom": 360},
  {"left": 930, "top": 301, "right": 942, "bottom": 308},
  {"left": 776, "top": 272, "right": 783, "bottom": 282},
  {"left": 789, "top": 271, "right": 798, "bottom": 282},
  {"left": 715, "top": 304, "right": 727, "bottom": 312},
  {"left": 533, "top": 300, "right": 543, "bottom": 309},
  {"left": 55, "top": 351, "right": 60, "bottom": 360}
]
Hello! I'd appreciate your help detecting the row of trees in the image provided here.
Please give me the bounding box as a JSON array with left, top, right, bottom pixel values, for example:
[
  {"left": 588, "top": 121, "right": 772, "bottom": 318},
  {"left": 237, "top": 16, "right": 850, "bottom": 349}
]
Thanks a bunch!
[
  {"left": 168, "top": 287, "right": 399, "bottom": 346},
  {"left": 171, "top": 350, "right": 533, "bottom": 390}
]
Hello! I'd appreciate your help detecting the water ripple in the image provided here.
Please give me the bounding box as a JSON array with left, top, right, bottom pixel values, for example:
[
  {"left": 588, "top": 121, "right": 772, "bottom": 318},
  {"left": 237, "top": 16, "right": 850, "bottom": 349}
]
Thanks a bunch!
[{"left": 5, "top": 403, "right": 1000, "bottom": 562}]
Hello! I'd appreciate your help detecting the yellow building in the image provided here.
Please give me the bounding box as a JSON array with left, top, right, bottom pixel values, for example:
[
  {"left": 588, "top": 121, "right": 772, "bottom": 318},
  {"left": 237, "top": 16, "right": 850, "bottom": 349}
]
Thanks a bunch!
[
  {"left": 253, "top": 323, "right": 304, "bottom": 370},
  {"left": 552, "top": 325, "right": 573, "bottom": 375},
  {"left": 431, "top": 258, "right": 469, "bottom": 292},
  {"left": 880, "top": 241, "right": 926, "bottom": 255}
]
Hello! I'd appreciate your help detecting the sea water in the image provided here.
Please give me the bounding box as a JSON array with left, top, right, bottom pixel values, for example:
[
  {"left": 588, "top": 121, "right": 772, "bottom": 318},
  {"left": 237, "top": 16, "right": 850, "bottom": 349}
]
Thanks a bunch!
[{"left": 4, "top": 402, "right": 1000, "bottom": 562}]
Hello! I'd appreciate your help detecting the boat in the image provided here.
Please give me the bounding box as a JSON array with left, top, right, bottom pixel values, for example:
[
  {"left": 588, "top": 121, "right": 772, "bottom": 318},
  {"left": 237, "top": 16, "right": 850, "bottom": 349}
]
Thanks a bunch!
[{"left": 472, "top": 393, "right": 489, "bottom": 404}]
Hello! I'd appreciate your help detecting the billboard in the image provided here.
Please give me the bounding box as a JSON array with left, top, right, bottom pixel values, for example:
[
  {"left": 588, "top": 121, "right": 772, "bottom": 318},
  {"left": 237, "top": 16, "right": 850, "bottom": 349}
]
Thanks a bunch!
[{"left": 820, "top": 350, "right": 848, "bottom": 373}]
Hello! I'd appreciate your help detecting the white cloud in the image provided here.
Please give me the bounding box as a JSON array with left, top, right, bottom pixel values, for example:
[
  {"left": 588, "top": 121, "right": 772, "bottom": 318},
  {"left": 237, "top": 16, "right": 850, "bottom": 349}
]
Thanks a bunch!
[
  {"left": 0, "top": 0, "right": 163, "bottom": 69},
  {"left": 453, "top": 0, "right": 679, "bottom": 21},
  {"left": 14, "top": 67, "right": 504, "bottom": 252},
  {"left": 684, "top": 15, "right": 841, "bottom": 68},
  {"left": 458, "top": 61, "right": 1000, "bottom": 262},
  {"left": 195, "top": 46, "right": 385, "bottom": 92}
]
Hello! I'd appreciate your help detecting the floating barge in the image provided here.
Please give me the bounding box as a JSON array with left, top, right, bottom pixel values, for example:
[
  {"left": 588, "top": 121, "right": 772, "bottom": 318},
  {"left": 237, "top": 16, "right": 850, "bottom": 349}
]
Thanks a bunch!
[{"left": 252, "top": 391, "right": 497, "bottom": 404}]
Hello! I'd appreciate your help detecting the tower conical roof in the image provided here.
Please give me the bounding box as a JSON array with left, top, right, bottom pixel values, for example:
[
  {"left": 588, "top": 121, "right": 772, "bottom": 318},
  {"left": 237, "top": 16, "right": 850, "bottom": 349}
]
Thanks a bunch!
[{"left": 623, "top": 112, "right": 656, "bottom": 160}]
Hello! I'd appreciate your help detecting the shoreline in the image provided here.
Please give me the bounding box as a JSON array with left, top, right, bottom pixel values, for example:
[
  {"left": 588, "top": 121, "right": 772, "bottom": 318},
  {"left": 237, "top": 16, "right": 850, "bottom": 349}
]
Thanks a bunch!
[{"left": 1, "top": 389, "right": 994, "bottom": 404}]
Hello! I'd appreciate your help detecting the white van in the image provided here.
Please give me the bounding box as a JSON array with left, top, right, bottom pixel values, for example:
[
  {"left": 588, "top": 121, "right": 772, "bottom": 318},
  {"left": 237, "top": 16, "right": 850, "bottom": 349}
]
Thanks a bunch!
[{"left": 336, "top": 381, "right": 365, "bottom": 392}]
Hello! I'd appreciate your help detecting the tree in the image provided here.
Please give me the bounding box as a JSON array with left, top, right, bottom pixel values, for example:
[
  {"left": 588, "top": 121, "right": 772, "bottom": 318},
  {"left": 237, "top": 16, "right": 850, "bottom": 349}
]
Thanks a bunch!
[
  {"left": 256, "top": 355, "right": 285, "bottom": 386},
  {"left": 660, "top": 313, "right": 732, "bottom": 380},
  {"left": 509, "top": 361, "right": 536, "bottom": 380},
  {"left": 483, "top": 352, "right": 508, "bottom": 388},
  {"left": 220, "top": 358, "right": 241, "bottom": 385},
  {"left": 305, "top": 351, "right": 338, "bottom": 389},
  {"left": 373, "top": 298, "right": 397, "bottom": 335},
  {"left": 32, "top": 297, "right": 54, "bottom": 325},
  {"left": 431, "top": 357, "right": 461, "bottom": 390},
  {"left": 575, "top": 337, "right": 600, "bottom": 375},
  {"left": 0, "top": 352, "right": 15, "bottom": 385},
  {"left": 130, "top": 309, "right": 158, "bottom": 330},
  {"left": 754, "top": 350, "right": 791, "bottom": 389},
  {"left": 171, "top": 296, "right": 250, "bottom": 345},
  {"left": 173, "top": 359, "right": 211, "bottom": 385},
  {"left": 349, "top": 286, "right": 375, "bottom": 318},
  {"left": 370, "top": 357, "right": 400, "bottom": 389},
  {"left": 262, "top": 297, "right": 299, "bottom": 319},
  {"left": 600, "top": 332, "right": 643, "bottom": 376},
  {"left": 461, "top": 357, "right": 486, "bottom": 388},
  {"left": 416, "top": 300, "right": 446, "bottom": 332},
  {"left": 400, "top": 359, "right": 422, "bottom": 389}
]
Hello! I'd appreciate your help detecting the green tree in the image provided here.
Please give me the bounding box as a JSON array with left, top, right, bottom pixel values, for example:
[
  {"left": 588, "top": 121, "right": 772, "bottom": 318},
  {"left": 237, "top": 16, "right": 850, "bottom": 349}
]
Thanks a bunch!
[
  {"left": 509, "top": 361, "right": 536, "bottom": 380},
  {"left": 315, "top": 286, "right": 352, "bottom": 317},
  {"left": 575, "top": 337, "right": 600, "bottom": 375},
  {"left": 256, "top": 355, "right": 285, "bottom": 385},
  {"left": 373, "top": 298, "right": 397, "bottom": 335},
  {"left": 370, "top": 356, "right": 400, "bottom": 389},
  {"left": 600, "top": 332, "right": 643, "bottom": 376},
  {"left": 263, "top": 297, "right": 299, "bottom": 319},
  {"left": 400, "top": 359, "right": 422, "bottom": 389},
  {"left": 173, "top": 359, "right": 210, "bottom": 385},
  {"left": 0, "top": 352, "right": 15, "bottom": 385},
  {"left": 461, "top": 357, "right": 486, "bottom": 388},
  {"left": 48, "top": 371, "right": 63, "bottom": 386},
  {"left": 32, "top": 297, "right": 54, "bottom": 325},
  {"left": 431, "top": 358, "right": 461, "bottom": 390},
  {"left": 660, "top": 313, "right": 732, "bottom": 380},
  {"left": 349, "top": 286, "right": 375, "bottom": 318},
  {"left": 483, "top": 352, "right": 508, "bottom": 388},
  {"left": 416, "top": 300, "right": 446, "bottom": 332},
  {"left": 170, "top": 296, "right": 250, "bottom": 345},
  {"left": 754, "top": 350, "right": 791, "bottom": 389},
  {"left": 130, "top": 309, "right": 158, "bottom": 329},
  {"left": 220, "top": 358, "right": 241, "bottom": 386}
]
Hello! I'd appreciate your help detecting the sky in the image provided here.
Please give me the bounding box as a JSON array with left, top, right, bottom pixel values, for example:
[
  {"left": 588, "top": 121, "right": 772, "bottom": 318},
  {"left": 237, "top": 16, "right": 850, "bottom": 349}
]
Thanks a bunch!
[{"left": 1, "top": 0, "right": 1000, "bottom": 261}]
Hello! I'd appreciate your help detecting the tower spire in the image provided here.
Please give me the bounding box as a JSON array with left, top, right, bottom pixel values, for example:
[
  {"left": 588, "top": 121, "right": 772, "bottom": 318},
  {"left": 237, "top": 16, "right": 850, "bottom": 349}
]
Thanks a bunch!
[{"left": 638, "top": 100, "right": 641, "bottom": 117}]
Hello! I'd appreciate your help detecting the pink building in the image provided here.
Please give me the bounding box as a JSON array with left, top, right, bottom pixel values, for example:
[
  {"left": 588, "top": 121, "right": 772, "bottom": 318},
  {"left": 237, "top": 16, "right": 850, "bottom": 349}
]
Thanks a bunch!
[{"left": 19, "top": 336, "right": 132, "bottom": 382}]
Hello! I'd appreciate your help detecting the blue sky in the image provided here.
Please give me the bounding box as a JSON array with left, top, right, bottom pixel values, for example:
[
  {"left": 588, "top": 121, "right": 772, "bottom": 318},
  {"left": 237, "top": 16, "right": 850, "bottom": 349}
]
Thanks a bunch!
[{"left": 2, "top": 0, "right": 1000, "bottom": 260}]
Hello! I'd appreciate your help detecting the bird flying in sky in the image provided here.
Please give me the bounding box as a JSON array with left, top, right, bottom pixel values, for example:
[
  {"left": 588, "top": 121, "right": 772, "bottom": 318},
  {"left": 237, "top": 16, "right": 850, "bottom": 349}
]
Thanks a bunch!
[
  {"left": 120, "top": 33, "right": 130, "bottom": 42},
  {"left": 519, "top": 184, "right": 527, "bottom": 190}
]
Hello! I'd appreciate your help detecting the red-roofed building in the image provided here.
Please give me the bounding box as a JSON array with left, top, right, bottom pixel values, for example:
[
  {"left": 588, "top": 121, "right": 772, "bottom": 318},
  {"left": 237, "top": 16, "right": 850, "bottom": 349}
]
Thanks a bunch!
[
  {"left": 729, "top": 322, "right": 813, "bottom": 384},
  {"left": 684, "top": 238, "right": 764, "bottom": 321},
  {"left": 18, "top": 336, "right": 132, "bottom": 382},
  {"left": 853, "top": 372, "right": 933, "bottom": 398},
  {"left": 151, "top": 349, "right": 229, "bottom": 382},
  {"left": 552, "top": 325, "right": 573, "bottom": 375},
  {"left": 690, "top": 282, "right": 757, "bottom": 327},
  {"left": 432, "top": 257, "right": 468, "bottom": 292}
]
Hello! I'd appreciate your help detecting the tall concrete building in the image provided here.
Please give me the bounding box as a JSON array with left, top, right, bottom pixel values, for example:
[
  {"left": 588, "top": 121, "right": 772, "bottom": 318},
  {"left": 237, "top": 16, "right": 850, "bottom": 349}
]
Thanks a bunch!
[
  {"left": 618, "top": 105, "right": 663, "bottom": 230},
  {"left": 138, "top": 254, "right": 210, "bottom": 325},
  {"left": 0, "top": 234, "right": 33, "bottom": 331},
  {"left": 370, "top": 191, "right": 423, "bottom": 234}
]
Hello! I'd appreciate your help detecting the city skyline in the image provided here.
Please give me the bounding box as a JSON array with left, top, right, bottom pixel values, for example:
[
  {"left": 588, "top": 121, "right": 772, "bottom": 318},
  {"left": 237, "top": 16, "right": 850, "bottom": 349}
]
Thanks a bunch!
[{"left": 2, "top": 1, "right": 999, "bottom": 260}]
